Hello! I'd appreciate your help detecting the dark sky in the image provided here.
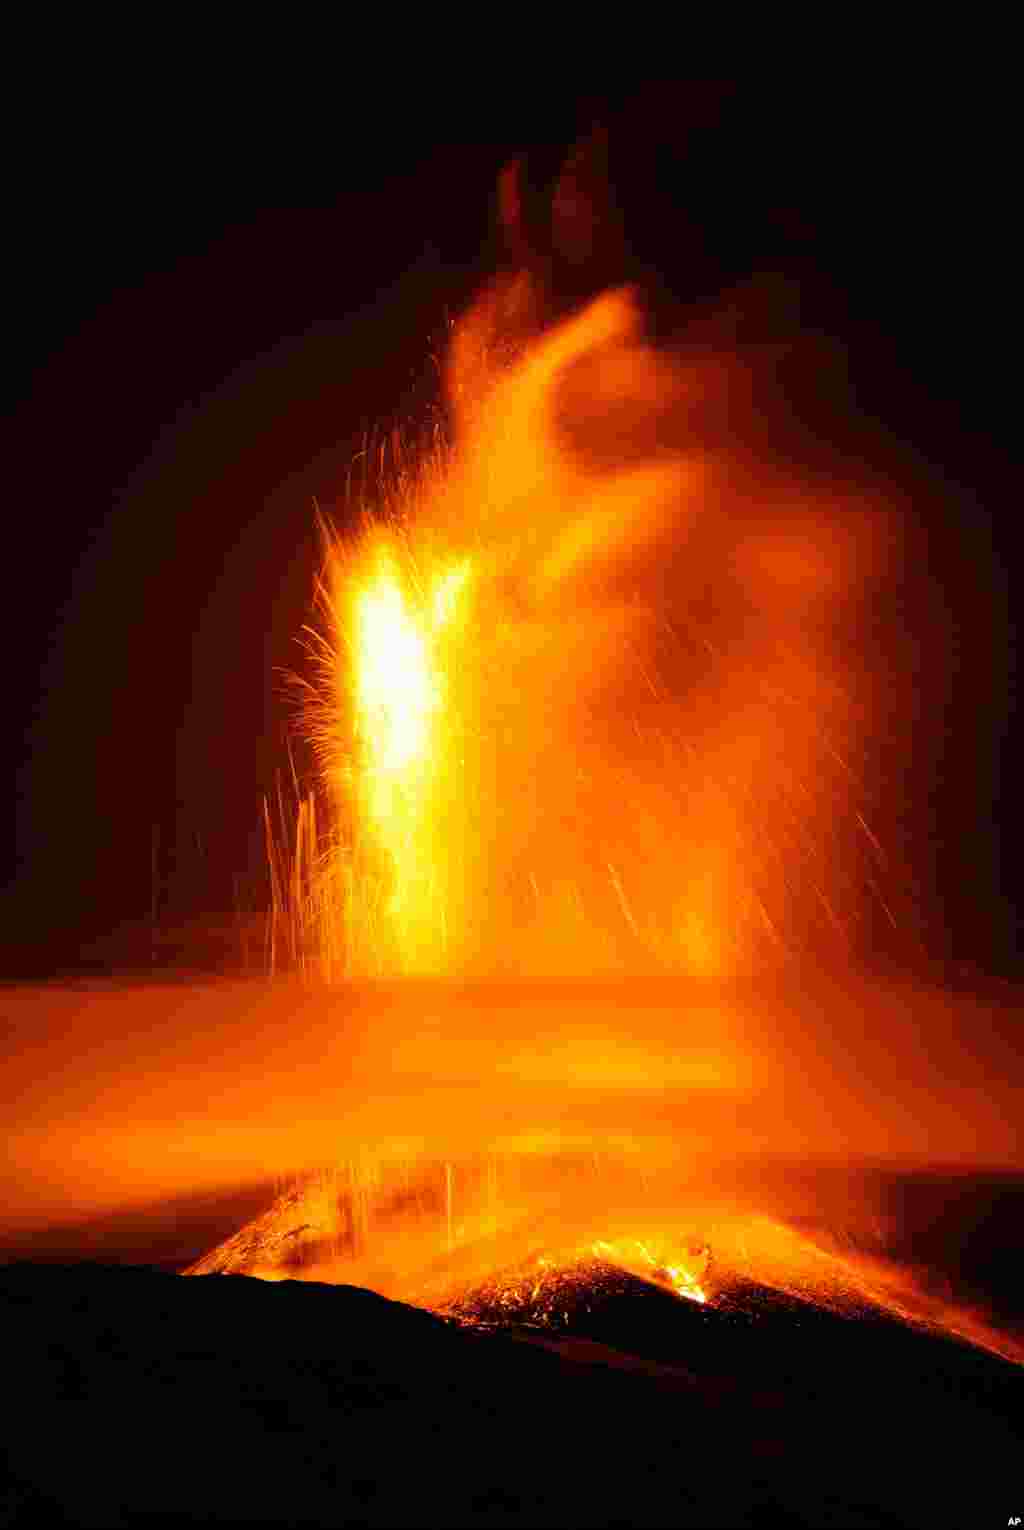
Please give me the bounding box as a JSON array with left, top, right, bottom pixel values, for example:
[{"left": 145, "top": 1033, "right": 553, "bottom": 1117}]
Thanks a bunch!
[{"left": 4, "top": 80, "right": 1019, "bottom": 975}]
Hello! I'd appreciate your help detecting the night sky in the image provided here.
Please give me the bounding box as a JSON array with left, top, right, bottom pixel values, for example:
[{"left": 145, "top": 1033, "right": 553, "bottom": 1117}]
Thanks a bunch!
[{"left": 4, "top": 80, "right": 1019, "bottom": 977}]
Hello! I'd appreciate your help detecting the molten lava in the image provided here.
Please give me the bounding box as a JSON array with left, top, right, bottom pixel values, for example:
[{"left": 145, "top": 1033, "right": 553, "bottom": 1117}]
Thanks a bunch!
[{"left": 346, "top": 544, "right": 472, "bottom": 973}]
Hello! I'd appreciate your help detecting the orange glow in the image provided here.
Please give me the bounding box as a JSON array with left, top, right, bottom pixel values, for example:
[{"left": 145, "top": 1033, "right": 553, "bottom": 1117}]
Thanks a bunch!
[{"left": 3, "top": 973, "right": 1021, "bottom": 1365}]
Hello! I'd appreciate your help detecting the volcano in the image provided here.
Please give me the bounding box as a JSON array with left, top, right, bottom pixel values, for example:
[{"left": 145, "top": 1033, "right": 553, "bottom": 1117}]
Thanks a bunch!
[
  {"left": 6, "top": 100, "right": 1023, "bottom": 1530},
  {"left": 182, "top": 1161, "right": 1024, "bottom": 1370}
]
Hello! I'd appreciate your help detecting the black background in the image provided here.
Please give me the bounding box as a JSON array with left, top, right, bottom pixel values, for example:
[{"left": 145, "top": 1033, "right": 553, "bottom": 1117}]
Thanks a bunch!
[{"left": 3, "top": 77, "right": 1019, "bottom": 976}]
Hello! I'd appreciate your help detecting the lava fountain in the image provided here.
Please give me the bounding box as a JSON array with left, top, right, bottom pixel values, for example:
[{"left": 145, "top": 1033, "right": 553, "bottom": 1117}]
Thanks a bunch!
[
  {"left": 286, "top": 278, "right": 900, "bottom": 983},
  {"left": 180, "top": 150, "right": 1021, "bottom": 1365}
]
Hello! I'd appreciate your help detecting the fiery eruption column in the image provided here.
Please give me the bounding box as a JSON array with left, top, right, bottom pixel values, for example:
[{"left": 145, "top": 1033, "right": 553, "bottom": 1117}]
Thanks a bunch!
[
  {"left": 311, "top": 282, "right": 880, "bottom": 981},
  {"left": 342, "top": 545, "right": 471, "bottom": 973}
]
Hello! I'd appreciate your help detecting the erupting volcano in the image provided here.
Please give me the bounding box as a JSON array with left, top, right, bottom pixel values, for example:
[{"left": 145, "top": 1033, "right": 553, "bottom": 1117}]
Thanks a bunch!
[
  {"left": 182, "top": 150, "right": 1018, "bottom": 1382},
  {"left": 5, "top": 103, "right": 1021, "bottom": 1528}
]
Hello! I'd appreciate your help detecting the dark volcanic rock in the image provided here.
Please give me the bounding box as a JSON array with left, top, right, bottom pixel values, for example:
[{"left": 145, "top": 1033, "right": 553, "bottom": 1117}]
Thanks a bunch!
[{"left": 1, "top": 1262, "right": 1019, "bottom": 1527}]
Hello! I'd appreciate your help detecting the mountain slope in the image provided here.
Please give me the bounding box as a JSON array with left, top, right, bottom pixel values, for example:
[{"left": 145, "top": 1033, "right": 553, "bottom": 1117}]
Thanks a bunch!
[{"left": 2, "top": 1261, "right": 1019, "bottom": 1527}]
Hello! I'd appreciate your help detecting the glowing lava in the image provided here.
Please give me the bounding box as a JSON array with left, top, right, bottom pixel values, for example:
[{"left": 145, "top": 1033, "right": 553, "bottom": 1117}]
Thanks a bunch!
[{"left": 347, "top": 545, "right": 472, "bottom": 973}]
